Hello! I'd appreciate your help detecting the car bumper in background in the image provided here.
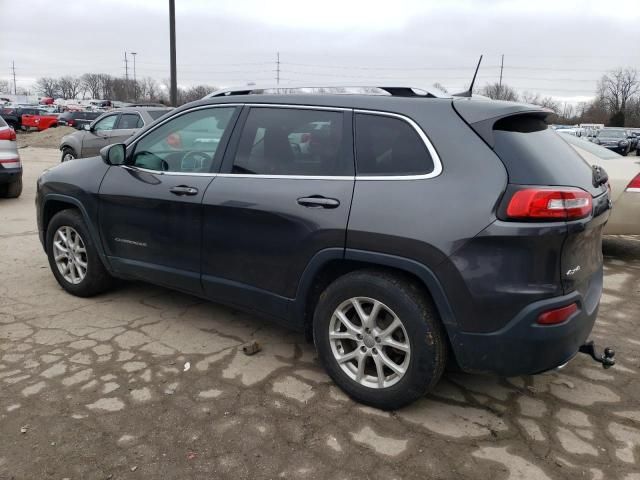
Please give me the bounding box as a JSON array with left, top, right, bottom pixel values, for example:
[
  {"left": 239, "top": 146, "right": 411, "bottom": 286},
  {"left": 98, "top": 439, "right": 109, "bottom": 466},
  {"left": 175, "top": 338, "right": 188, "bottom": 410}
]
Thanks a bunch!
[
  {"left": 604, "top": 190, "right": 640, "bottom": 235},
  {"left": 451, "top": 269, "right": 602, "bottom": 376},
  {"left": 0, "top": 167, "right": 22, "bottom": 184}
]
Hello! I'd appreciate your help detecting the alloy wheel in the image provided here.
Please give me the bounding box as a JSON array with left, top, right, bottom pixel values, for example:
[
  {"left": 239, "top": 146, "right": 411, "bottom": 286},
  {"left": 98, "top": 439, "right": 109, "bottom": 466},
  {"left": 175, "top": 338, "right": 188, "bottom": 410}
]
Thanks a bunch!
[
  {"left": 329, "top": 297, "right": 411, "bottom": 389},
  {"left": 52, "top": 226, "right": 87, "bottom": 284}
]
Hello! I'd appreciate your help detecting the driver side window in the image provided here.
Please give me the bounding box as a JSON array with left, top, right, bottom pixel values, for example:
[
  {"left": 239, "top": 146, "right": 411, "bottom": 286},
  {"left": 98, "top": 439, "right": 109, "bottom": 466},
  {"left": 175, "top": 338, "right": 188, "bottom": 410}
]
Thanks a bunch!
[
  {"left": 94, "top": 115, "right": 118, "bottom": 132},
  {"left": 131, "top": 107, "right": 235, "bottom": 173}
]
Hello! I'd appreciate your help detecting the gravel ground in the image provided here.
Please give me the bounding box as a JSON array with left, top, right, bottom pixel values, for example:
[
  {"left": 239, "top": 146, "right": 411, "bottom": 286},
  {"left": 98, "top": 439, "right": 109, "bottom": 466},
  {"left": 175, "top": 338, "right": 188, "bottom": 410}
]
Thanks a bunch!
[
  {"left": 1, "top": 148, "right": 639, "bottom": 480},
  {"left": 16, "top": 126, "right": 75, "bottom": 150}
]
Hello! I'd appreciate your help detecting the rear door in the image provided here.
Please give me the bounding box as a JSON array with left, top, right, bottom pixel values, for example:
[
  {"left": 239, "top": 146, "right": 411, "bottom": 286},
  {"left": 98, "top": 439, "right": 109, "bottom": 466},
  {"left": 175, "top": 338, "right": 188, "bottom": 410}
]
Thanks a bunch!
[
  {"left": 200, "top": 105, "right": 354, "bottom": 316},
  {"left": 82, "top": 113, "right": 119, "bottom": 157},
  {"left": 110, "top": 112, "right": 144, "bottom": 143}
]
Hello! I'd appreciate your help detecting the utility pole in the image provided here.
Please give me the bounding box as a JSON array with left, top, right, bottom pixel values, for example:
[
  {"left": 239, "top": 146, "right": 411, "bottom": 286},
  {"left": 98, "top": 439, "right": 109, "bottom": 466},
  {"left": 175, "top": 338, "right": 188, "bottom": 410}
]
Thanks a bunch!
[
  {"left": 169, "top": 0, "right": 178, "bottom": 106},
  {"left": 130, "top": 52, "right": 137, "bottom": 100},
  {"left": 499, "top": 54, "right": 504, "bottom": 89},
  {"left": 12, "top": 61, "right": 17, "bottom": 95},
  {"left": 276, "top": 52, "right": 280, "bottom": 85},
  {"left": 124, "top": 51, "right": 129, "bottom": 100}
]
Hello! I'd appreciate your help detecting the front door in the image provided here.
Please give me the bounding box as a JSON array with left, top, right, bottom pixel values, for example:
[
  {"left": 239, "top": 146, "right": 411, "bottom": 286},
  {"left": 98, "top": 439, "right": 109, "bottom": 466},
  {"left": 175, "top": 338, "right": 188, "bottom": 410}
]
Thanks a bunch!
[
  {"left": 98, "top": 105, "right": 240, "bottom": 293},
  {"left": 82, "top": 113, "right": 118, "bottom": 157},
  {"left": 201, "top": 105, "right": 355, "bottom": 317},
  {"left": 110, "top": 112, "right": 144, "bottom": 143}
]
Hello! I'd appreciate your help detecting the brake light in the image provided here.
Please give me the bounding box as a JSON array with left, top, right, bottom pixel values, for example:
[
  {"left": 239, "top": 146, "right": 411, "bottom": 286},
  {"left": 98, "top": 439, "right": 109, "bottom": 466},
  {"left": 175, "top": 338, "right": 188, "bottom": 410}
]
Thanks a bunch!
[
  {"left": 506, "top": 188, "right": 592, "bottom": 220},
  {"left": 68, "top": 119, "right": 75, "bottom": 126},
  {"left": 0, "top": 128, "right": 16, "bottom": 141},
  {"left": 537, "top": 303, "right": 578, "bottom": 325},
  {"left": 626, "top": 173, "right": 640, "bottom": 192}
]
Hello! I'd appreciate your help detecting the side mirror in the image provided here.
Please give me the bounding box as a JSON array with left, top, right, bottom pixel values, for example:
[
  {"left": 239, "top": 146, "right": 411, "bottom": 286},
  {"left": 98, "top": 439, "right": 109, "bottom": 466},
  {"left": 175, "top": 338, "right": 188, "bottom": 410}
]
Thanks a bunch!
[
  {"left": 100, "top": 143, "right": 126, "bottom": 166},
  {"left": 82, "top": 124, "right": 91, "bottom": 131}
]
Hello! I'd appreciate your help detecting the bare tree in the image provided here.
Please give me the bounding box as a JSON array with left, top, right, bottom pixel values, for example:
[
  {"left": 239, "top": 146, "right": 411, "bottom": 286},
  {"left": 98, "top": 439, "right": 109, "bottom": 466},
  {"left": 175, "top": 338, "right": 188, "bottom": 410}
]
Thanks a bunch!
[
  {"left": 82, "top": 73, "right": 103, "bottom": 99},
  {"left": 598, "top": 68, "right": 639, "bottom": 113},
  {"left": 179, "top": 85, "right": 216, "bottom": 104},
  {"left": 59, "top": 76, "right": 83, "bottom": 99},
  {"left": 480, "top": 82, "right": 518, "bottom": 101},
  {"left": 0, "top": 79, "right": 10, "bottom": 94},
  {"left": 432, "top": 82, "right": 448, "bottom": 93},
  {"left": 520, "top": 91, "right": 560, "bottom": 112},
  {"left": 35, "top": 77, "right": 60, "bottom": 98}
]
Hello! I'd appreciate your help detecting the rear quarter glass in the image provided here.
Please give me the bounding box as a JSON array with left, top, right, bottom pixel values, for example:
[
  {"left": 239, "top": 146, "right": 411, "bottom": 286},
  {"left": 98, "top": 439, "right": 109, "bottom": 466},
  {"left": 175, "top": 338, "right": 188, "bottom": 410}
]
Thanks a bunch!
[{"left": 493, "top": 115, "right": 604, "bottom": 197}]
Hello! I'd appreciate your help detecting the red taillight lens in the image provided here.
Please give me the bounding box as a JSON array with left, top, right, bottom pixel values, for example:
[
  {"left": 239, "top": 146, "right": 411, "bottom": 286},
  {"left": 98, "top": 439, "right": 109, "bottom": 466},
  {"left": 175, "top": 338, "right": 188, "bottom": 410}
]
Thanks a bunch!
[
  {"left": 537, "top": 303, "right": 578, "bottom": 325},
  {"left": 301, "top": 133, "right": 311, "bottom": 143},
  {"left": 68, "top": 119, "right": 75, "bottom": 126},
  {"left": 626, "top": 173, "right": 640, "bottom": 192},
  {"left": 506, "top": 188, "right": 592, "bottom": 220},
  {"left": 0, "top": 128, "right": 16, "bottom": 141},
  {"left": 0, "top": 158, "right": 21, "bottom": 168}
]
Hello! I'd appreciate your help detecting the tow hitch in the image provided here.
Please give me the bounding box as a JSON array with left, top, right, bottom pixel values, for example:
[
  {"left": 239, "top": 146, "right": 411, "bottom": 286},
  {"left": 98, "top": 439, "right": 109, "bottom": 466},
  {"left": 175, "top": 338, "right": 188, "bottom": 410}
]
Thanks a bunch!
[{"left": 579, "top": 341, "right": 615, "bottom": 369}]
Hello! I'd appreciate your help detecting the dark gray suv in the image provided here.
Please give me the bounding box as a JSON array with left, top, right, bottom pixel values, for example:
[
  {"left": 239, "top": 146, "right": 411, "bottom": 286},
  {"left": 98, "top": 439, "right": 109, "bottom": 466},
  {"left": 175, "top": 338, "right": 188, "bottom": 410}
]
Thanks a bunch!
[{"left": 36, "top": 86, "right": 611, "bottom": 409}]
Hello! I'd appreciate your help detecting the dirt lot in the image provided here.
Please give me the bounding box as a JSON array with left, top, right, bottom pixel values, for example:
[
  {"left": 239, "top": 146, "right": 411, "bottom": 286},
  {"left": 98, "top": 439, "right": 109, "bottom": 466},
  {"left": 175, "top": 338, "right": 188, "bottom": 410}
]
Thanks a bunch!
[
  {"left": 16, "top": 126, "right": 76, "bottom": 150},
  {"left": 1, "top": 148, "right": 640, "bottom": 480}
]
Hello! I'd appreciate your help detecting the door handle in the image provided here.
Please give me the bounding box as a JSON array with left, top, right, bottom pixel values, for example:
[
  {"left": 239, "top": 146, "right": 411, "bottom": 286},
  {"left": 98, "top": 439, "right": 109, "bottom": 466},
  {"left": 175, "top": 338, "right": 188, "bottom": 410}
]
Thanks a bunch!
[
  {"left": 297, "top": 196, "right": 340, "bottom": 209},
  {"left": 170, "top": 185, "right": 199, "bottom": 196}
]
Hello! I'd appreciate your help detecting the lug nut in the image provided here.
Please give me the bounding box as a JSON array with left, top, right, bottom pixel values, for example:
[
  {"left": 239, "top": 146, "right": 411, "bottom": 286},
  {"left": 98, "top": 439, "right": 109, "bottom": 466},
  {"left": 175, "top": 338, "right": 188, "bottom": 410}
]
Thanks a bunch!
[
  {"left": 372, "top": 348, "right": 378, "bottom": 354},
  {"left": 360, "top": 346, "right": 367, "bottom": 353},
  {"left": 357, "top": 334, "right": 363, "bottom": 340},
  {"left": 375, "top": 337, "right": 380, "bottom": 343}
]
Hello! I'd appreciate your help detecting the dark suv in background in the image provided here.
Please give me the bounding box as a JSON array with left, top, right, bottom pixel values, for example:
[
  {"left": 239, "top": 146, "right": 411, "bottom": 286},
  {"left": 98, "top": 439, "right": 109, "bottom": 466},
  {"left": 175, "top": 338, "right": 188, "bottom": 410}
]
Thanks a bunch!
[
  {"left": 57, "top": 111, "right": 101, "bottom": 129},
  {"left": 36, "top": 86, "right": 610, "bottom": 409}
]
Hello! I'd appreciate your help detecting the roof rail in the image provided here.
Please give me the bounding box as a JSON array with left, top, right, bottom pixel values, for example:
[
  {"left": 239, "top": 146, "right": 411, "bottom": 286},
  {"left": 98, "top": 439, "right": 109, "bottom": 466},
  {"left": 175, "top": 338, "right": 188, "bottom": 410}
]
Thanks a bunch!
[{"left": 203, "top": 85, "right": 449, "bottom": 100}]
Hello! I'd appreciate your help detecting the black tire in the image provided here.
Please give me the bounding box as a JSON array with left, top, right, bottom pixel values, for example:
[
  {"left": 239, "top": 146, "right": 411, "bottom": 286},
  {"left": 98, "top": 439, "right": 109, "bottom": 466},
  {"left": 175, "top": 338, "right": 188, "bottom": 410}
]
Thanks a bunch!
[
  {"left": 46, "top": 209, "right": 113, "bottom": 297},
  {"left": 313, "top": 270, "right": 447, "bottom": 410},
  {"left": 3, "top": 178, "right": 23, "bottom": 198},
  {"left": 61, "top": 147, "right": 77, "bottom": 162}
]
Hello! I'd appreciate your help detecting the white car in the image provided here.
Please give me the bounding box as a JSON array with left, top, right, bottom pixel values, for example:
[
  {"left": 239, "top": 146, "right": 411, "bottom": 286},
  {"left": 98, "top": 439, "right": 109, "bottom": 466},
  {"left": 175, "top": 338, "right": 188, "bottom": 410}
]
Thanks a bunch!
[{"left": 560, "top": 132, "right": 640, "bottom": 235}]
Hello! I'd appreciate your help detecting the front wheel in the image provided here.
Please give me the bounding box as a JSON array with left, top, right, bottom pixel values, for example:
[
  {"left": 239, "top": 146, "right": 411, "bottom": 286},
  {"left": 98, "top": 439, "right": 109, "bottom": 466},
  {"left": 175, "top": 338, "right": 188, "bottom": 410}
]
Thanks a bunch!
[
  {"left": 46, "top": 209, "right": 113, "bottom": 297},
  {"left": 313, "top": 270, "right": 447, "bottom": 410},
  {"left": 61, "top": 147, "right": 76, "bottom": 162}
]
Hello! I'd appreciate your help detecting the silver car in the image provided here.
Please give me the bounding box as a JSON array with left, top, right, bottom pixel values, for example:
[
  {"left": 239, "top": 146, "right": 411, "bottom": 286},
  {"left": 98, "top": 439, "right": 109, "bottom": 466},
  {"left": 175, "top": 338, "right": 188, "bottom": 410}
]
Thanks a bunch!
[
  {"left": 59, "top": 107, "right": 171, "bottom": 162},
  {"left": 0, "top": 116, "right": 21, "bottom": 198}
]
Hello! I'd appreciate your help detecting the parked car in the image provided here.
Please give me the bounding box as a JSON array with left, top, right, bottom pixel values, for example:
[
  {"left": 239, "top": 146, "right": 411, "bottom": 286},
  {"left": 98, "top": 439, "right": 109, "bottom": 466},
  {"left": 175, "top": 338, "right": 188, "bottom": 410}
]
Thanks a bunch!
[
  {"left": 58, "top": 107, "right": 171, "bottom": 161},
  {"left": 21, "top": 110, "right": 59, "bottom": 131},
  {"left": 0, "top": 116, "right": 22, "bottom": 198},
  {"left": 57, "top": 111, "right": 101, "bottom": 129},
  {"left": 593, "top": 128, "right": 631, "bottom": 155},
  {"left": 37, "top": 86, "right": 612, "bottom": 409},
  {"left": 559, "top": 132, "right": 640, "bottom": 235},
  {"left": 626, "top": 129, "right": 639, "bottom": 153}
]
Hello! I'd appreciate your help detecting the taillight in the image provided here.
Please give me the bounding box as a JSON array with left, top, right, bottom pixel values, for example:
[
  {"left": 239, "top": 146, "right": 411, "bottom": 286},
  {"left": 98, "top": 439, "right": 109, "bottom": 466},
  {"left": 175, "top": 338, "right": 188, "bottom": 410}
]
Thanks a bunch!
[
  {"left": 0, "top": 128, "right": 16, "bottom": 141},
  {"left": 626, "top": 173, "right": 640, "bottom": 192},
  {"left": 506, "top": 187, "right": 592, "bottom": 220},
  {"left": 68, "top": 119, "right": 75, "bottom": 126},
  {"left": 301, "top": 133, "right": 311, "bottom": 143},
  {"left": 537, "top": 303, "right": 578, "bottom": 325},
  {"left": 0, "top": 157, "right": 21, "bottom": 169}
]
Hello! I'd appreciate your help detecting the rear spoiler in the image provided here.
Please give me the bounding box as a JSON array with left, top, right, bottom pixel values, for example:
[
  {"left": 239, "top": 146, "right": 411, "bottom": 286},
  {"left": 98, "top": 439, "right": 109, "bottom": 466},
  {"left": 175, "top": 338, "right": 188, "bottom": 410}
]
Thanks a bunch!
[{"left": 452, "top": 98, "right": 551, "bottom": 148}]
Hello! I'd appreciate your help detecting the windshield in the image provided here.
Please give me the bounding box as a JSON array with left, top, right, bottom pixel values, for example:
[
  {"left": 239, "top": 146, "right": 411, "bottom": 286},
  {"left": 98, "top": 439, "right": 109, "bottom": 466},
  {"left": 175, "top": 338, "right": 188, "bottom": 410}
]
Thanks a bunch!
[
  {"left": 148, "top": 109, "right": 172, "bottom": 120},
  {"left": 559, "top": 132, "right": 621, "bottom": 159},
  {"left": 598, "top": 129, "right": 625, "bottom": 138}
]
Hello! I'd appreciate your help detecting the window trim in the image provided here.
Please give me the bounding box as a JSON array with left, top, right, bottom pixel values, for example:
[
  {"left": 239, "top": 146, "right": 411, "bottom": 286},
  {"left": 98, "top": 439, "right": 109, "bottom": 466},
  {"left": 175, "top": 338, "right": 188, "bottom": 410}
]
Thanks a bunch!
[{"left": 122, "top": 103, "right": 443, "bottom": 181}]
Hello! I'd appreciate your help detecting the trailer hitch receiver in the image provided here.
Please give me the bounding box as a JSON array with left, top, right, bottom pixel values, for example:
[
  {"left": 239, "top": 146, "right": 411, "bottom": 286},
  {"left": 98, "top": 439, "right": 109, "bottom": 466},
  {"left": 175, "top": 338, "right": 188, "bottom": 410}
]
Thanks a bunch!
[{"left": 579, "top": 341, "right": 615, "bottom": 369}]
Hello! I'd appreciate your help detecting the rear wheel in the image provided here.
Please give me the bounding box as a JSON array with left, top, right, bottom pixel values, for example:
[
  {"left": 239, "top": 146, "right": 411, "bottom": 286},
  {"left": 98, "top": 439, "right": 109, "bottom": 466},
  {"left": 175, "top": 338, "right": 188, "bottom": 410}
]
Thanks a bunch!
[
  {"left": 61, "top": 147, "right": 76, "bottom": 162},
  {"left": 313, "top": 270, "right": 447, "bottom": 410},
  {"left": 46, "top": 209, "right": 113, "bottom": 297}
]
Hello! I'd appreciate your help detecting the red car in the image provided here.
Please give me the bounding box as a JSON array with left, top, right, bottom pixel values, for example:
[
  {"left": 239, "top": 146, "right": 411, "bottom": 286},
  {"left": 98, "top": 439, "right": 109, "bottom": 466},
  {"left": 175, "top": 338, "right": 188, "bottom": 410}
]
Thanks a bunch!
[{"left": 21, "top": 111, "right": 58, "bottom": 131}]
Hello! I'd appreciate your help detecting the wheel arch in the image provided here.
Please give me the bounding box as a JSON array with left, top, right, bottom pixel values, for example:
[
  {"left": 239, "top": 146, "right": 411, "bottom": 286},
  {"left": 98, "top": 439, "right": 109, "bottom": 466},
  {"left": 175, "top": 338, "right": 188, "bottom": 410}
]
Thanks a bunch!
[
  {"left": 295, "top": 249, "right": 459, "bottom": 346},
  {"left": 40, "top": 195, "right": 110, "bottom": 269}
]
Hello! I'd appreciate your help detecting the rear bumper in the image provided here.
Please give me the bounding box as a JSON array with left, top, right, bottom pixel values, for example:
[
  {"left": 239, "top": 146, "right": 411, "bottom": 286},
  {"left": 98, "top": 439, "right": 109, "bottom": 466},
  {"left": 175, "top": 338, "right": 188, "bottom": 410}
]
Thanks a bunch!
[
  {"left": 451, "top": 268, "right": 602, "bottom": 376},
  {"left": 0, "top": 168, "right": 22, "bottom": 184},
  {"left": 604, "top": 191, "right": 640, "bottom": 235}
]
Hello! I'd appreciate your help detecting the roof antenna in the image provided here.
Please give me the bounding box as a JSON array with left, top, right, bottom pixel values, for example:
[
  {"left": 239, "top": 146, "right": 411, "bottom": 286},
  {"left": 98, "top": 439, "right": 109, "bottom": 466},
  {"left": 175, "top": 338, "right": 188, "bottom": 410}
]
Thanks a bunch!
[{"left": 453, "top": 55, "right": 483, "bottom": 97}]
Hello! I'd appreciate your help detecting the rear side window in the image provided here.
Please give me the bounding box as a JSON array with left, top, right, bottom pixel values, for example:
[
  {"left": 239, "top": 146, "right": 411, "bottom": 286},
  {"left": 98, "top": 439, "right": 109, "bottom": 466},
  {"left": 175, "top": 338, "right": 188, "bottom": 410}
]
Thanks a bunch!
[
  {"left": 148, "top": 109, "right": 172, "bottom": 120},
  {"left": 232, "top": 107, "right": 351, "bottom": 176},
  {"left": 0, "top": 116, "right": 6, "bottom": 127},
  {"left": 355, "top": 113, "right": 433, "bottom": 176}
]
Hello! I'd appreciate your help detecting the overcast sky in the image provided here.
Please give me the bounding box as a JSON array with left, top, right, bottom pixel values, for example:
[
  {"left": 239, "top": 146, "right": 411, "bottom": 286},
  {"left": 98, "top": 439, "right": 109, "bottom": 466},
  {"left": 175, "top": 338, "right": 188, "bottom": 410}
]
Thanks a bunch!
[{"left": 1, "top": 0, "right": 638, "bottom": 103}]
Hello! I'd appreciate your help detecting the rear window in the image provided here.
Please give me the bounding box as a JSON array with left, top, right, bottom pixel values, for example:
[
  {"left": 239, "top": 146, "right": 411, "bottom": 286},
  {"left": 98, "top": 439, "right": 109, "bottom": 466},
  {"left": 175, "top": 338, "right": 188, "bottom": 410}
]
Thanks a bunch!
[
  {"left": 355, "top": 113, "right": 434, "bottom": 176},
  {"left": 148, "top": 109, "right": 171, "bottom": 120},
  {"left": 492, "top": 115, "right": 601, "bottom": 196}
]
